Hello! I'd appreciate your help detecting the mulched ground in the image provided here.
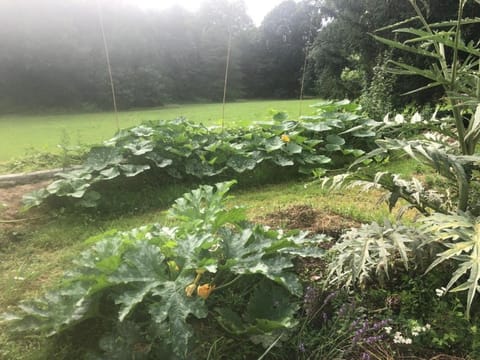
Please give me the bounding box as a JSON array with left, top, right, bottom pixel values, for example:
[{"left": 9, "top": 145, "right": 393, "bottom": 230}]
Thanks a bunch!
[
  {"left": 258, "top": 204, "right": 360, "bottom": 238},
  {"left": 257, "top": 204, "right": 361, "bottom": 283}
]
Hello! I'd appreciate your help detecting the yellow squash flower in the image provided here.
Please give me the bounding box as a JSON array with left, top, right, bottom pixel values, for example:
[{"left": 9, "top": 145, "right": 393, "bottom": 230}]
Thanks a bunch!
[
  {"left": 197, "top": 283, "right": 215, "bottom": 300},
  {"left": 281, "top": 134, "right": 290, "bottom": 143}
]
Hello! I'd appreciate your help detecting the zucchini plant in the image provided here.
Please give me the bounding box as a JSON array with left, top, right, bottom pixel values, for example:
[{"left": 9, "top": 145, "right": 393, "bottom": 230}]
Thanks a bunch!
[
  {"left": 23, "top": 101, "right": 378, "bottom": 209},
  {"left": 3, "top": 181, "right": 326, "bottom": 359}
]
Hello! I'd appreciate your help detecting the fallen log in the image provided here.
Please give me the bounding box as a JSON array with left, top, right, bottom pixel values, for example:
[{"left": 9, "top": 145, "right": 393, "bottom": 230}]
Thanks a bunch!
[{"left": 0, "top": 168, "right": 71, "bottom": 188}]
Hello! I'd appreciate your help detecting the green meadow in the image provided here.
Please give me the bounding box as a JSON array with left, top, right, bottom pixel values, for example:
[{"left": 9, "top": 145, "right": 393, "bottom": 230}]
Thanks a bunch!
[{"left": 0, "top": 99, "right": 319, "bottom": 162}]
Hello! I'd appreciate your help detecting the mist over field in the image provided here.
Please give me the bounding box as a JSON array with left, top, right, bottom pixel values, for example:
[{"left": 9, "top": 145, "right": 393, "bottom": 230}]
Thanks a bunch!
[{"left": 0, "top": 0, "right": 318, "bottom": 113}]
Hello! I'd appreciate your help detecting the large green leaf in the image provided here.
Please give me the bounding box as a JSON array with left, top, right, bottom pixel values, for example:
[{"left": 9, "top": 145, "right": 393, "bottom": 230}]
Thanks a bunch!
[
  {"left": 119, "top": 164, "right": 150, "bottom": 177},
  {"left": 221, "top": 228, "right": 302, "bottom": 296},
  {"left": 123, "top": 139, "right": 154, "bottom": 156},
  {"left": 1, "top": 285, "right": 91, "bottom": 335},
  {"left": 264, "top": 136, "right": 285, "bottom": 152},
  {"left": 326, "top": 134, "right": 345, "bottom": 146},
  {"left": 130, "top": 125, "right": 154, "bottom": 137},
  {"left": 46, "top": 178, "right": 90, "bottom": 198},
  {"left": 283, "top": 142, "right": 303, "bottom": 155},
  {"left": 302, "top": 122, "right": 332, "bottom": 132},
  {"left": 246, "top": 280, "right": 298, "bottom": 328},
  {"left": 149, "top": 277, "right": 208, "bottom": 359},
  {"left": 272, "top": 154, "right": 294, "bottom": 166},
  {"left": 144, "top": 152, "right": 173, "bottom": 168},
  {"left": 185, "top": 158, "right": 221, "bottom": 177},
  {"left": 99, "top": 166, "right": 121, "bottom": 180},
  {"left": 215, "top": 280, "right": 299, "bottom": 342},
  {"left": 109, "top": 241, "right": 166, "bottom": 284},
  {"left": 94, "top": 321, "right": 153, "bottom": 360},
  {"left": 226, "top": 155, "right": 257, "bottom": 172},
  {"left": 422, "top": 213, "right": 480, "bottom": 318},
  {"left": 22, "top": 188, "right": 50, "bottom": 209},
  {"left": 272, "top": 111, "right": 288, "bottom": 121},
  {"left": 303, "top": 154, "right": 331, "bottom": 165},
  {"left": 169, "top": 181, "right": 238, "bottom": 232},
  {"left": 85, "top": 147, "right": 123, "bottom": 171}
]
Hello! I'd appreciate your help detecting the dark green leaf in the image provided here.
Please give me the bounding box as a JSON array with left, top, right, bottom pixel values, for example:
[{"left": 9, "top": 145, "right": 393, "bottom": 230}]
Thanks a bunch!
[
  {"left": 272, "top": 112, "right": 288, "bottom": 121},
  {"left": 85, "top": 147, "right": 123, "bottom": 171}
]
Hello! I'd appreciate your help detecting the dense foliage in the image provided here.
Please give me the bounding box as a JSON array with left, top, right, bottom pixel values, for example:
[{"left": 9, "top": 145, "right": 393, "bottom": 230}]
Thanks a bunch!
[
  {"left": 323, "top": 0, "right": 480, "bottom": 322},
  {"left": 311, "top": 0, "right": 480, "bottom": 110},
  {"left": 2, "top": 181, "right": 325, "bottom": 359},
  {"left": 289, "top": 3, "right": 480, "bottom": 358},
  {"left": 5, "top": 1, "right": 480, "bottom": 359},
  {"left": 24, "top": 101, "right": 378, "bottom": 208}
]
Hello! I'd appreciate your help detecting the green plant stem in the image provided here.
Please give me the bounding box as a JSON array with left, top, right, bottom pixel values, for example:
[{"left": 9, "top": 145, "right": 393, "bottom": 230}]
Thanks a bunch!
[
  {"left": 451, "top": 0, "right": 466, "bottom": 86},
  {"left": 257, "top": 333, "right": 283, "bottom": 360},
  {"left": 454, "top": 162, "right": 469, "bottom": 212},
  {"left": 477, "top": 62, "right": 480, "bottom": 100},
  {"left": 409, "top": 0, "right": 469, "bottom": 155},
  {"left": 214, "top": 275, "right": 242, "bottom": 291},
  {"left": 409, "top": 0, "right": 448, "bottom": 74},
  {"left": 452, "top": 102, "right": 469, "bottom": 155},
  {"left": 451, "top": 1, "right": 469, "bottom": 155}
]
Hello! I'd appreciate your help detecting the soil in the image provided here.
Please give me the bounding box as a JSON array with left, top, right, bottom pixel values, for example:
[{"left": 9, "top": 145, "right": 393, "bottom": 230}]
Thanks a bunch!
[
  {"left": 258, "top": 204, "right": 361, "bottom": 283},
  {"left": 258, "top": 204, "right": 360, "bottom": 239},
  {"left": 0, "top": 181, "right": 48, "bottom": 232}
]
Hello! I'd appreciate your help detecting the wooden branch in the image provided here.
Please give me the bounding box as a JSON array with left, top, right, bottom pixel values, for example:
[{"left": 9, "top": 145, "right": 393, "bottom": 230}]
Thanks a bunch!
[{"left": 0, "top": 167, "right": 79, "bottom": 188}]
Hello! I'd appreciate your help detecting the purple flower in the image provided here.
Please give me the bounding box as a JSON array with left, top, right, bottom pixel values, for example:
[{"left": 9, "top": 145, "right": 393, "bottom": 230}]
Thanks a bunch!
[
  {"left": 373, "top": 321, "right": 383, "bottom": 330},
  {"left": 337, "top": 304, "right": 348, "bottom": 317},
  {"left": 303, "top": 286, "right": 318, "bottom": 316},
  {"left": 322, "top": 312, "right": 328, "bottom": 322},
  {"left": 361, "top": 352, "right": 371, "bottom": 360},
  {"left": 365, "top": 336, "right": 381, "bottom": 344},
  {"left": 322, "top": 291, "right": 337, "bottom": 305},
  {"left": 298, "top": 343, "right": 306, "bottom": 353},
  {"left": 349, "top": 319, "right": 359, "bottom": 330}
]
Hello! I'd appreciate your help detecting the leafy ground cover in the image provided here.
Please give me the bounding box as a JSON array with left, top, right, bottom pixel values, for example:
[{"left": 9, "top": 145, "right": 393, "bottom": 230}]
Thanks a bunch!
[
  {"left": 20, "top": 100, "right": 377, "bottom": 209},
  {"left": 4, "top": 1, "right": 480, "bottom": 358},
  {"left": 0, "top": 176, "right": 394, "bottom": 360},
  {"left": 2, "top": 152, "right": 476, "bottom": 359},
  {"left": 4, "top": 95, "right": 472, "bottom": 359},
  {"left": 0, "top": 99, "right": 320, "bottom": 164}
]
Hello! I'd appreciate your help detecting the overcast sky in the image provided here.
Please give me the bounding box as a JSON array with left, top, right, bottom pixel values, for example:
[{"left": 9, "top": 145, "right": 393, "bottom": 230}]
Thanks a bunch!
[{"left": 128, "top": 0, "right": 287, "bottom": 25}]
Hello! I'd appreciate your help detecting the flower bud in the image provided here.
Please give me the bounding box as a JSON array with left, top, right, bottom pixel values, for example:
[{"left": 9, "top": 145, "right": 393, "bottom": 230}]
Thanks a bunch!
[{"left": 185, "top": 283, "right": 197, "bottom": 297}]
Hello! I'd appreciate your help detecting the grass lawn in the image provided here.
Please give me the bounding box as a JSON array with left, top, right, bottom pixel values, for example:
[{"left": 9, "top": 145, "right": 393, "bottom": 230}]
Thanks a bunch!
[{"left": 0, "top": 99, "right": 320, "bottom": 163}]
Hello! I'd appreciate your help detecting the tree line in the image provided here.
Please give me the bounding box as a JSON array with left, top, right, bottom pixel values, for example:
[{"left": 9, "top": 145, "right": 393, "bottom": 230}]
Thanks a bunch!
[{"left": 0, "top": 0, "right": 477, "bottom": 115}]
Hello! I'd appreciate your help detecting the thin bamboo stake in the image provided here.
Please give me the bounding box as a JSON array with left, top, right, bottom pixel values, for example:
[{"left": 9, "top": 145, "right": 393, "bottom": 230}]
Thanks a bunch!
[
  {"left": 96, "top": 0, "right": 119, "bottom": 131},
  {"left": 299, "top": 47, "right": 309, "bottom": 117},
  {"left": 222, "top": 31, "right": 232, "bottom": 130}
]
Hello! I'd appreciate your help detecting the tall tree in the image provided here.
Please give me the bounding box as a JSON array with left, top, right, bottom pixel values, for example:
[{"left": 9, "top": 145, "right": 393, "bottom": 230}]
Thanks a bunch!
[
  {"left": 310, "top": 0, "right": 480, "bottom": 103},
  {"left": 193, "top": 0, "right": 254, "bottom": 101},
  {"left": 244, "top": 0, "right": 321, "bottom": 98}
]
